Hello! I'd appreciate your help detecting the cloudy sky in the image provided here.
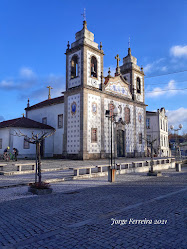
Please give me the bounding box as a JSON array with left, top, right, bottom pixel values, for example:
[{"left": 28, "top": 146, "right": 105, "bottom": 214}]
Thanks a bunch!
[{"left": 0, "top": 0, "right": 186, "bottom": 133}]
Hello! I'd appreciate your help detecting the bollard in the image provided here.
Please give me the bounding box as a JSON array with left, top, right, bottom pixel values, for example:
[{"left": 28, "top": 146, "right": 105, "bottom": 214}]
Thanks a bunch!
[
  {"left": 176, "top": 163, "right": 181, "bottom": 172},
  {"left": 108, "top": 167, "right": 116, "bottom": 182}
]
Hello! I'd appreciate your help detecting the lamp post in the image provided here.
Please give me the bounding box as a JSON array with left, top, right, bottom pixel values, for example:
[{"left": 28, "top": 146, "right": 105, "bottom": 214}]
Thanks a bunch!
[
  {"left": 105, "top": 106, "right": 118, "bottom": 182},
  {"left": 170, "top": 124, "right": 183, "bottom": 166}
]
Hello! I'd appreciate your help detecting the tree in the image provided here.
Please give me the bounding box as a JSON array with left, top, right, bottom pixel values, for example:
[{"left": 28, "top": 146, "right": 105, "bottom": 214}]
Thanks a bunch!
[{"left": 14, "top": 129, "right": 55, "bottom": 184}]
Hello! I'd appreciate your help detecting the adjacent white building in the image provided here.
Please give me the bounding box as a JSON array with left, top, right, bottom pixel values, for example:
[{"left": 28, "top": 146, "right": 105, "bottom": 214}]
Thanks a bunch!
[
  {"left": 146, "top": 108, "right": 170, "bottom": 157},
  {"left": 26, "top": 96, "right": 64, "bottom": 157},
  {"left": 0, "top": 117, "right": 54, "bottom": 158}
]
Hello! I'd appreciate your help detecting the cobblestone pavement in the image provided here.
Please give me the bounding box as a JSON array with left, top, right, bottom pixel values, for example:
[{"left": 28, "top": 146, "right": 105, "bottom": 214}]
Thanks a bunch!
[
  {"left": 0, "top": 170, "right": 73, "bottom": 188},
  {"left": 0, "top": 168, "right": 186, "bottom": 248}
]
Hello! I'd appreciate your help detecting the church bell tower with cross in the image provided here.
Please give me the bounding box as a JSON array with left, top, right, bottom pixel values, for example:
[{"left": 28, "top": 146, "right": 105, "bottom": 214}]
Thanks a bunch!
[
  {"left": 63, "top": 11, "right": 104, "bottom": 159},
  {"left": 120, "top": 44, "right": 145, "bottom": 103}
]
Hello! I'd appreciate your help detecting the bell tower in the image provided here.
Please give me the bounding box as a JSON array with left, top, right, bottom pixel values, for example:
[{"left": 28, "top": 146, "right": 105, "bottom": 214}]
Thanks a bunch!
[
  {"left": 120, "top": 48, "right": 145, "bottom": 103},
  {"left": 65, "top": 20, "right": 104, "bottom": 91},
  {"left": 63, "top": 20, "right": 104, "bottom": 159}
]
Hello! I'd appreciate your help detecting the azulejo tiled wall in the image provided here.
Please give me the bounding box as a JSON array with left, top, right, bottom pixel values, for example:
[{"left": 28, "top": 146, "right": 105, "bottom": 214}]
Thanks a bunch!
[
  {"left": 67, "top": 94, "right": 80, "bottom": 154},
  {"left": 87, "top": 94, "right": 101, "bottom": 153}
]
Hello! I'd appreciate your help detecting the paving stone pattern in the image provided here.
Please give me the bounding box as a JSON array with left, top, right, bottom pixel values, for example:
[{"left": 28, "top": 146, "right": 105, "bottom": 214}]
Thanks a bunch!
[{"left": 0, "top": 168, "right": 186, "bottom": 249}]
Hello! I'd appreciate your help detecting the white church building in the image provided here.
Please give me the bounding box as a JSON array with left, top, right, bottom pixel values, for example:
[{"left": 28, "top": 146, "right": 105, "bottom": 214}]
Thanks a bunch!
[{"left": 0, "top": 20, "right": 147, "bottom": 159}]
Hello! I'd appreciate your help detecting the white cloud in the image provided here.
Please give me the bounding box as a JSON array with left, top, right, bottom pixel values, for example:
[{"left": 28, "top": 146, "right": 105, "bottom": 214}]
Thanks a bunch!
[
  {"left": 19, "top": 67, "right": 35, "bottom": 78},
  {"left": 0, "top": 80, "right": 14, "bottom": 88},
  {"left": 146, "top": 80, "right": 177, "bottom": 98},
  {"left": 161, "top": 66, "right": 167, "bottom": 72},
  {"left": 166, "top": 108, "right": 187, "bottom": 132},
  {"left": 144, "top": 58, "right": 165, "bottom": 74},
  {"left": 144, "top": 63, "right": 152, "bottom": 73},
  {"left": 170, "top": 45, "right": 187, "bottom": 58}
]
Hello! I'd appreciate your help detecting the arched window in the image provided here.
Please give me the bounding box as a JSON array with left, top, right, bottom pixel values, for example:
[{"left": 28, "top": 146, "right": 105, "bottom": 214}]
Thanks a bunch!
[
  {"left": 124, "top": 107, "right": 130, "bottom": 124},
  {"left": 91, "top": 56, "right": 97, "bottom": 78},
  {"left": 137, "top": 77, "right": 141, "bottom": 94},
  {"left": 71, "top": 55, "right": 78, "bottom": 79}
]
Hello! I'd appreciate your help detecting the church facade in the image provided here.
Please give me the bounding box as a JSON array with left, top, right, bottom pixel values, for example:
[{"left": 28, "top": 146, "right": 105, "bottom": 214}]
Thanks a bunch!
[{"left": 25, "top": 20, "right": 147, "bottom": 160}]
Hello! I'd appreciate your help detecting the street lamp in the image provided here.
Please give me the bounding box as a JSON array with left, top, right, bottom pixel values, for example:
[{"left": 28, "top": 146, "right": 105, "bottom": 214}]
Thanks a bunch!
[{"left": 105, "top": 106, "right": 118, "bottom": 182}]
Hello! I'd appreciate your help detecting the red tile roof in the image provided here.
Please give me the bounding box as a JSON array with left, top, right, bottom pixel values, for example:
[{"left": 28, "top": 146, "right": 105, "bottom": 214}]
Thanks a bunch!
[
  {"left": 25, "top": 96, "right": 64, "bottom": 111},
  {"left": 0, "top": 117, "right": 55, "bottom": 130}
]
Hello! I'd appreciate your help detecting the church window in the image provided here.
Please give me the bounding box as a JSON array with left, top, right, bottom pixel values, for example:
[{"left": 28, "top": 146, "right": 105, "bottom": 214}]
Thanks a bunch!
[
  {"left": 23, "top": 139, "right": 30, "bottom": 149},
  {"left": 91, "top": 128, "right": 97, "bottom": 143},
  {"left": 71, "top": 55, "right": 78, "bottom": 79},
  {"left": 139, "top": 133, "right": 142, "bottom": 144},
  {"left": 109, "top": 102, "right": 115, "bottom": 117},
  {"left": 146, "top": 118, "right": 150, "bottom": 129},
  {"left": 124, "top": 107, "right": 130, "bottom": 124},
  {"left": 137, "top": 77, "right": 141, "bottom": 94},
  {"left": 58, "top": 114, "right": 63, "bottom": 128},
  {"left": 0, "top": 138, "right": 2, "bottom": 149},
  {"left": 90, "top": 56, "right": 97, "bottom": 78},
  {"left": 42, "top": 117, "right": 47, "bottom": 124}
]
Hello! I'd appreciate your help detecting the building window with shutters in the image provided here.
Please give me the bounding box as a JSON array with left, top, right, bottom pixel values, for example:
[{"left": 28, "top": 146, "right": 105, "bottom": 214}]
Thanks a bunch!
[
  {"left": 23, "top": 139, "right": 30, "bottom": 149},
  {"left": 58, "top": 114, "right": 63, "bottom": 129},
  {"left": 91, "top": 128, "right": 97, "bottom": 143},
  {"left": 146, "top": 118, "right": 150, "bottom": 129}
]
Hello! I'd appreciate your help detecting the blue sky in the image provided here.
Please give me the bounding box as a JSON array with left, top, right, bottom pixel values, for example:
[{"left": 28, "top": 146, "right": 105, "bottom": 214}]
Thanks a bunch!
[{"left": 0, "top": 0, "right": 186, "bottom": 133}]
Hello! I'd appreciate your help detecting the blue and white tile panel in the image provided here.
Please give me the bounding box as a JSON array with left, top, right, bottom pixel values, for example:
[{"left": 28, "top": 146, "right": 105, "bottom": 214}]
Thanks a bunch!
[
  {"left": 67, "top": 94, "right": 80, "bottom": 154},
  {"left": 87, "top": 94, "right": 101, "bottom": 153}
]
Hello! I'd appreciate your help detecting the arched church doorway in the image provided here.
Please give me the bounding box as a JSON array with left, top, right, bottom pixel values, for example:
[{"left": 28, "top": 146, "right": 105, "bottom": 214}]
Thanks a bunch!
[{"left": 117, "top": 129, "right": 125, "bottom": 157}]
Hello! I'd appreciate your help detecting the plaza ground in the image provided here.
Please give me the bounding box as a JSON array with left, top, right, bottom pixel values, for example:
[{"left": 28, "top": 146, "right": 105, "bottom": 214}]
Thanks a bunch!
[{"left": 0, "top": 161, "right": 186, "bottom": 249}]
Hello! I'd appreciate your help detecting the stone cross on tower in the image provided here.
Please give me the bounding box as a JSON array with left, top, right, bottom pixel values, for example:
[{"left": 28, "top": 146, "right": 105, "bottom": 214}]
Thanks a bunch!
[
  {"left": 47, "top": 86, "right": 53, "bottom": 99},
  {"left": 115, "top": 54, "right": 121, "bottom": 76}
]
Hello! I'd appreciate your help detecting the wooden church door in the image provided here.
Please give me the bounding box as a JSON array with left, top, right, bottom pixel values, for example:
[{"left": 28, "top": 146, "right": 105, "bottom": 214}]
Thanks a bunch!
[{"left": 117, "top": 130, "right": 125, "bottom": 157}]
